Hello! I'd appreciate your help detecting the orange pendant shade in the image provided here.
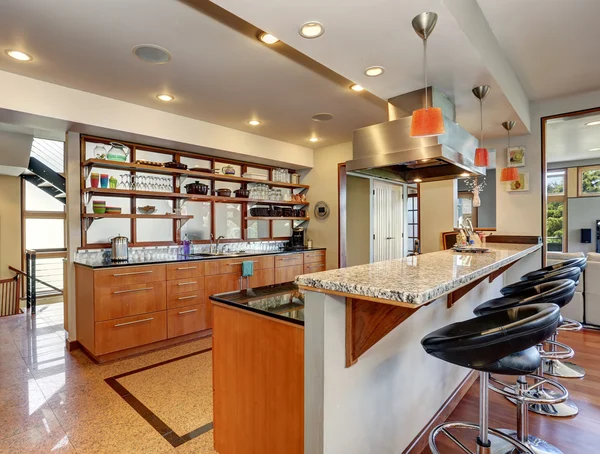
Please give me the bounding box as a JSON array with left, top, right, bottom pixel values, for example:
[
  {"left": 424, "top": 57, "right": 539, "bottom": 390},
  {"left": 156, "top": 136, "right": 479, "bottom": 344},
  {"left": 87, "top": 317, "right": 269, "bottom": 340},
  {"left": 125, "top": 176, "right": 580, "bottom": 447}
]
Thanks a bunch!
[
  {"left": 410, "top": 107, "right": 445, "bottom": 138},
  {"left": 474, "top": 148, "right": 489, "bottom": 167},
  {"left": 500, "top": 167, "right": 519, "bottom": 182}
]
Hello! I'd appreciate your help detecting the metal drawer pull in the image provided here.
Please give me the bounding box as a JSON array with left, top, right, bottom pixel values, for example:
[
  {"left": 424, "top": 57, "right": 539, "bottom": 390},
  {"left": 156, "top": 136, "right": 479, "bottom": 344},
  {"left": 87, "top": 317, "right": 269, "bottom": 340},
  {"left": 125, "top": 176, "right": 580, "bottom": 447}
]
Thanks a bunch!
[
  {"left": 279, "top": 257, "right": 299, "bottom": 261},
  {"left": 113, "top": 270, "right": 153, "bottom": 277},
  {"left": 177, "top": 281, "right": 197, "bottom": 286},
  {"left": 309, "top": 253, "right": 324, "bottom": 257},
  {"left": 114, "top": 317, "right": 154, "bottom": 327},
  {"left": 113, "top": 287, "right": 153, "bottom": 294},
  {"left": 178, "top": 295, "right": 197, "bottom": 300},
  {"left": 307, "top": 264, "right": 324, "bottom": 269},
  {"left": 228, "top": 260, "right": 259, "bottom": 266},
  {"left": 176, "top": 266, "right": 197, "bottom": 270},
  {"left": 178, "top": 309, "right": 198, "bottom": 315}
]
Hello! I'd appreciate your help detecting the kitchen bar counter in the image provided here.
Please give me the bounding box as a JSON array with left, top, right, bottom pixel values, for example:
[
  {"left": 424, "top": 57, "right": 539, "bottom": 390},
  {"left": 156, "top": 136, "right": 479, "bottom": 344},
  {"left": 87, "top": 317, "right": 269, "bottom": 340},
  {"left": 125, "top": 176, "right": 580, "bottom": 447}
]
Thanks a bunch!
[
  {"left": 75, "top": 247, "right": 325, "bottom": 269},
  {"left": 299, "top": 241, "right": 542, "bottom": 454},
  {"left": 296, "top": 243, "right": 541, "bottom": 306}
]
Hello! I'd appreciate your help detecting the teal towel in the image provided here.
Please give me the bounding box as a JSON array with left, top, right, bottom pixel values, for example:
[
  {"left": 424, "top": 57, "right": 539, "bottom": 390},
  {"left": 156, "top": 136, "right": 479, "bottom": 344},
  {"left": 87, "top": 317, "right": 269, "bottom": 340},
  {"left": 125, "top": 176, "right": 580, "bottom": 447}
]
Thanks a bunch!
[{"left": 241, "top": 261, "right": 254, "bottom": 277}]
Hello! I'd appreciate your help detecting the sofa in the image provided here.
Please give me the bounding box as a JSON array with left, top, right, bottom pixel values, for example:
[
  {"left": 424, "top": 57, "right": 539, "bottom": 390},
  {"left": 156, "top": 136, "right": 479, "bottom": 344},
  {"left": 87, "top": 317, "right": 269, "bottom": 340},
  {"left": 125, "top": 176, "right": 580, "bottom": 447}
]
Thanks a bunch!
[
  {"left": 547, "top": 252, "right": 585, "bottom": 323},
  {"left": 584, "top": 252, "right": 600, "bottom": 326}
]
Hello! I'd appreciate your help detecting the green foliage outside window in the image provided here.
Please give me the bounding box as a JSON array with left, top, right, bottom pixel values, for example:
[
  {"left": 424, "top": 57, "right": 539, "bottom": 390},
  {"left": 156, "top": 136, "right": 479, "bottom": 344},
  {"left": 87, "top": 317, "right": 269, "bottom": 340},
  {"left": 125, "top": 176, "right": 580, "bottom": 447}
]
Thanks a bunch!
[
  {"left": 582, "top": 169, "right": 600, "bottom": 193},
  {"left": 547, "top": 178, "right": 564, "bottom": 194},
  {"left": 546, "top": 202, "right": 563, "bottom": 245}
]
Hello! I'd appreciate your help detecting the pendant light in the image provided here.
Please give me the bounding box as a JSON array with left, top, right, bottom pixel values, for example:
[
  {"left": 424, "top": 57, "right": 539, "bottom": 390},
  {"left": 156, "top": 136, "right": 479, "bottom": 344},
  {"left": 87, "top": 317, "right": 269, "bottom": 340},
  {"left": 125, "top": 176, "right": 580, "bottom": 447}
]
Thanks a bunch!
[
  {"left": 500, "top": 121, "right": 519, "bottom": 182},
  {"left": 410, "top": 12, "right": 445, "bottom": 138},
  {"left": 472, "top": 85, "right": 491, "bottom": 167}
]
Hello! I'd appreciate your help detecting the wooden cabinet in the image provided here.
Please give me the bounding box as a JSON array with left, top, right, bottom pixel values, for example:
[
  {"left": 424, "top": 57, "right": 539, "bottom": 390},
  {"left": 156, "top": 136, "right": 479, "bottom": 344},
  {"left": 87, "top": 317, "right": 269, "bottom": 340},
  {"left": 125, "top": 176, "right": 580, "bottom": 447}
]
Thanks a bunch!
[
  {"left": 95, "top": 281, "right": 166, "bottom": 322},
  {"left": 95, "top": 310, "right": 168, "bottom": 355},
  {"left": 75, "top": 250, "right": 324, "bottom": 361},
  {"left": 275, "top": 264, "right": 304, "bottom": 284},
  {"left": 167, "top": 303, "right": 207, "bottom": 338}
]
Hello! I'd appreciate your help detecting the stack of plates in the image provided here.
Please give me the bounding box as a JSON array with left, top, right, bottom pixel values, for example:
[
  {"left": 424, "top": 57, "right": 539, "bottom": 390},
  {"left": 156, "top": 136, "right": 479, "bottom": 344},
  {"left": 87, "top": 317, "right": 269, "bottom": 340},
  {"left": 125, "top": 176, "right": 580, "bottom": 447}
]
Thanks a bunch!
[
  {"left": 92, "top": 200, "right": 106, "bottom": 214},
  {"left": 243, "top": 172, "right": 268, "bottom": 181},
  {"left": 105, "top": 207, "right": 122, "bottom": 214}
]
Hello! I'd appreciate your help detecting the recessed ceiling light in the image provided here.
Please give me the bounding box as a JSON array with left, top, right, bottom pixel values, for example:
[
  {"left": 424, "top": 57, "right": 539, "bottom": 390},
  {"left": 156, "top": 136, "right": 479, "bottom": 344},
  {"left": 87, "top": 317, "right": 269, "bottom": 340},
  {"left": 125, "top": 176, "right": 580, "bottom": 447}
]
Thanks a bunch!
[
  {"left": 312, "top": 113, "right": 334, "bottom": 122},
  {"left": 258, "top": 32, "right": 279, "bottom": 45},
  {"left": 309, "top": 137, "right": 320, "bottom": 143},
  {"left": 364, "top": 66, "right": 385, "bottom": 77},
  {"left": 460, "top": 172, "right": 470, "bottom": 177},
  {"left": 413, "top": 178, "right": 423, "bottom": 183},
  {"left": 156, "top": 94, "right": 174, "bottom": 102},
  {"left": 586, "top": 120, "right": 600, "bottom": 126},
  {"left": 248, "top": 120, "right": 261, "bottom": 126},
  {"left": 350, "top": 84, "right": 364, "bottom": 92},
  {"left": 133, "top": 45, "right": 172, "bottom": 64},
  {"left": 589, "top": 147, "right": 600, "bottom": 151},
  {"left": 5, "top": 49, "right": 32, "bottom": 61},
  {"left": 299, "top": 21, "right": 325, "bottom": 39}
]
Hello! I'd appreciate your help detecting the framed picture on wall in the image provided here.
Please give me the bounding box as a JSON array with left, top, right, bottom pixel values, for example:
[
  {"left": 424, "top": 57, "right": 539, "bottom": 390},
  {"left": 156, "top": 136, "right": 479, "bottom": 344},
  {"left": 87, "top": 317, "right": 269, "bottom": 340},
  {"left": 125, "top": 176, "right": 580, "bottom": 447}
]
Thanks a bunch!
[
  {"left": 507, "top": 146, "right": 526, "bottom": 167},
  {"left": 507, "top": 172, "right": 530, "bottom": 192}
]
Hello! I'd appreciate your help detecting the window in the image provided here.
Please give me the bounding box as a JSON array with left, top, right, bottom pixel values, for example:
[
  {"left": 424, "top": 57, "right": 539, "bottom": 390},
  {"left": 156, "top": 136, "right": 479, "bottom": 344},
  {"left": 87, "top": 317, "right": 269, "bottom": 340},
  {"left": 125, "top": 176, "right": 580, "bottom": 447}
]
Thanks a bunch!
[
  {"left": 578, "top": 165, "right": 600, "bottom": 196},
  {"left": 23, "top": 138, "right": 67, "bottom": 296},
  {"left": 406, "top": 188, "right": 419, "bottom": 254},
  {"left": 547, "top": 169, "right": 566, "bottom": 252},
  {"left": 457, "top": 192, "right": 478, "bottom": 228},
  {"left": 547, "top": 170, "right": 565, "bottom": 195}
]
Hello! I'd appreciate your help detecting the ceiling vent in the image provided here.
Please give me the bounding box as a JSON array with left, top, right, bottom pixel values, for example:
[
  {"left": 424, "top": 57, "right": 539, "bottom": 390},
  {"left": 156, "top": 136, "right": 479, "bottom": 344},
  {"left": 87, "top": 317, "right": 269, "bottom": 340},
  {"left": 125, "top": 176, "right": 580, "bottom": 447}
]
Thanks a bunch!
[
  {"left": 132, "top": 45, "right": 172, "bottom": 64},
  {"left": 312, "top": 113, "right": 334, "bottom": 122}
]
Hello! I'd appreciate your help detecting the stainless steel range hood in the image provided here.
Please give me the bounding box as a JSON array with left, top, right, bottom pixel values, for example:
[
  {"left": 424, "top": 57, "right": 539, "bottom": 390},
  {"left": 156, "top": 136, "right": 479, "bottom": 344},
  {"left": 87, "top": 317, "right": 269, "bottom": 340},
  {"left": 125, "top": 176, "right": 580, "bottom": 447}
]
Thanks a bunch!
[{"left": 347, "top": 87, "right": 484, "bottom": 183}]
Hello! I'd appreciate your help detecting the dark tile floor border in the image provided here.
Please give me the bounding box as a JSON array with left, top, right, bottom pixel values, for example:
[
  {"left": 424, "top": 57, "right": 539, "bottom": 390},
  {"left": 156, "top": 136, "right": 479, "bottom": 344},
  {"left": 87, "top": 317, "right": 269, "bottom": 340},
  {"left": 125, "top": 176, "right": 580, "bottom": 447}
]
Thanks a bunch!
[{"left": 105, "top": 347, "right": 213, "bottom": 448}]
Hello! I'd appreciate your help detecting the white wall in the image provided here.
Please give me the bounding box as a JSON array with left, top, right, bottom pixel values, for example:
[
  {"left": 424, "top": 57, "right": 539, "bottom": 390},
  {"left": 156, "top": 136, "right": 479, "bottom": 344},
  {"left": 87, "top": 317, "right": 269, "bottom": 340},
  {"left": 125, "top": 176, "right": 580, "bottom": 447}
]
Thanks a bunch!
[
  {"left": 301, "top": 142, "right": 353, "bottom": 270},
  {"left": 419, "top": 179, "right": 457, "bottom": 253},
  {"left": 0, "top": 175, "right": 21, "bottom": 273}
]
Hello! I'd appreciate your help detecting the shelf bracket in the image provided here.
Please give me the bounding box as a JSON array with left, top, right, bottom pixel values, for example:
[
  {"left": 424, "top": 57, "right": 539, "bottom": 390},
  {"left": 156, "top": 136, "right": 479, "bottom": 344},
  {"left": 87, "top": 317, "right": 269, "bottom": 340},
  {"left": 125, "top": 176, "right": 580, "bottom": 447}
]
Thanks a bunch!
[
  {"left": 176, "top": 175, "right": 185, "bottom": 189},
  {"left": 84, "top": 217, "right": 95, "bottom": 231},
  {"left": 176, "top": 218, "right": 190, "bottom": 230},
  {"left": 84, "top": 192, "right": 93, "bottom": 205},
  {"left": 83, "top": 164, "right": 93, "bottom": 180},
  {"left": 176, "top": 198, "right": 188, "bottom": 209}
]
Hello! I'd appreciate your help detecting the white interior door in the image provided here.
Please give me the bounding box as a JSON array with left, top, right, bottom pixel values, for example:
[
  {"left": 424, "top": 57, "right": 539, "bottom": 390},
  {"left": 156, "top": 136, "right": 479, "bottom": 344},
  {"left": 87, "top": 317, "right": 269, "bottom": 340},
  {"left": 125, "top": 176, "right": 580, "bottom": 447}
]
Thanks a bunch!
[{"left": 373, "top": 181, "right": 403, "bottom": 262}]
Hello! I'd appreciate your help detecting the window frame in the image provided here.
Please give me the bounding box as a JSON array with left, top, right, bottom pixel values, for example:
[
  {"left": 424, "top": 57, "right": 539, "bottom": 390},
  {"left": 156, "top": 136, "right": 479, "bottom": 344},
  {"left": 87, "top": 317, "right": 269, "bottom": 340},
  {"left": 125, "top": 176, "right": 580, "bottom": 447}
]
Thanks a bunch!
[
  {"left": 547, "top": 168, "right": 567, "bottom": 252},
  {"left": 577, "top": 165, "right": 600, "bottom": 197}
]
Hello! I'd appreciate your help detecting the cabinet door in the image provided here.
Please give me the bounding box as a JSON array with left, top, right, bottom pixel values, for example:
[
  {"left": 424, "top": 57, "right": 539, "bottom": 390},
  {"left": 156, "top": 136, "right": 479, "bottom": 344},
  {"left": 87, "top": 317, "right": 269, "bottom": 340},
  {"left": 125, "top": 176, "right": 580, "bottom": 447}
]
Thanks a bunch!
[
  {"left": 246, "top": 268, "right": 275, "bottom": 288},
  {"left": 275, "top": 265, "right": 304, "bottom": 284},
  {"left": 205, "top": 273, "right": 243, "bottom": 328}
]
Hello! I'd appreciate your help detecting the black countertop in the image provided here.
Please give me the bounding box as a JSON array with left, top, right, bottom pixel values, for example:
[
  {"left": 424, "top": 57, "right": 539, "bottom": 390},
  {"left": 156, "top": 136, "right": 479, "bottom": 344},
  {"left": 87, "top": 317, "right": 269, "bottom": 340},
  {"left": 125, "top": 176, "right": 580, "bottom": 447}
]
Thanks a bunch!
[
  {"left": 209, "top": 282, "right": 304, "bottom": 326},
  {"left": 74, "top": 247, "right": 325, "bottom": 269}
]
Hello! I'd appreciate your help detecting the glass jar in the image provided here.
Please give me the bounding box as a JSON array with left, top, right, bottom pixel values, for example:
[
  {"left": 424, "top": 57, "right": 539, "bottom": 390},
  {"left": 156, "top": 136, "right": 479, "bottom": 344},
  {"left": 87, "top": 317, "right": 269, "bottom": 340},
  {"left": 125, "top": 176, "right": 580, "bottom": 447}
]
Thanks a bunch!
[
  {"left": 94, "top": 144, "right": 107, "bottom": 159},
  {"left": 107, "top": 142, "right": 130, "bottom": 162}
]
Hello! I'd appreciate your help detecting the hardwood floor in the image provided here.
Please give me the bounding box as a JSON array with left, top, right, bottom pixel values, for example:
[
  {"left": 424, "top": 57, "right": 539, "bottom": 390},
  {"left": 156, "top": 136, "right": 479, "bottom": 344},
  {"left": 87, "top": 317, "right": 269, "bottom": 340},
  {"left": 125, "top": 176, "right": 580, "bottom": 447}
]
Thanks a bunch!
[{"left": 421, "top": 329, "right": 600, "bottom": 453}]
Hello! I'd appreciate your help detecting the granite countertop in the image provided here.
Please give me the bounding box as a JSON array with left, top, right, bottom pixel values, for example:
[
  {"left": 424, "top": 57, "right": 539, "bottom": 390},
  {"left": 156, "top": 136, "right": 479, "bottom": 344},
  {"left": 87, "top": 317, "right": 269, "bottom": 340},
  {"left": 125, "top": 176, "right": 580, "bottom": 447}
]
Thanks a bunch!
[
  {"left": 74, "top": 247, "right": 325, "bottom": 269},
  {"left": 209, "top": 282, "right": 304, "bottom": 326},
  {"left": 296, "top": 243, "right": 542, "bottom": 306}
]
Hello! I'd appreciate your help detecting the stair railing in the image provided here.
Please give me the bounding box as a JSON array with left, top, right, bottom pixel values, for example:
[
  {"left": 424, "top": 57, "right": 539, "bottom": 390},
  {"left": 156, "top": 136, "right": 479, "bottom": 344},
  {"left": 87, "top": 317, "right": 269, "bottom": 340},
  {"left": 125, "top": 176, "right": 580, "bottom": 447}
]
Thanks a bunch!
[{"left": 0, "top": 272, "right": 20, "bottom": 317}]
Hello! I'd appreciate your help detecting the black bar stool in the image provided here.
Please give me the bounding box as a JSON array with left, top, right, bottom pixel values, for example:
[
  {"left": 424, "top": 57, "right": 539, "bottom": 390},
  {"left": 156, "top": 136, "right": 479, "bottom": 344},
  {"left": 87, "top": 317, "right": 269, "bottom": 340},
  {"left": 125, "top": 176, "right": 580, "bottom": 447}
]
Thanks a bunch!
[
  {"left": 422, "top": 303, "right": 561, "bottom": 454},
  {"left": 503, "top": 264, "right": 585, "bottom": 379},
  {"left": 475, "top": 279, "right": 578, "bottom": 418}
]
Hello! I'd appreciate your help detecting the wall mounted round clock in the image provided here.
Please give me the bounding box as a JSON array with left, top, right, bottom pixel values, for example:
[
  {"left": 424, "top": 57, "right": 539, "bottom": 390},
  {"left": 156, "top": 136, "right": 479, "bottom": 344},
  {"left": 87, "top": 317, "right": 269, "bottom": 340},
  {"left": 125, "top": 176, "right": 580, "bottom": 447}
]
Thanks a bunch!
[{"left": 314, "top": 201, "right": 330, "bottom": 220}]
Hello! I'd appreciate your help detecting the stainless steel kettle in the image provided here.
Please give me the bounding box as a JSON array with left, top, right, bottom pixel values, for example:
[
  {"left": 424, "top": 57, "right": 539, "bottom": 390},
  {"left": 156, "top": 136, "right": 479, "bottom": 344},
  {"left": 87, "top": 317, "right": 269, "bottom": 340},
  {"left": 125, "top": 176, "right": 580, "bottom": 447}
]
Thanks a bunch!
[{"left": 110, "top": 234, "right": 129, "bottom": 261}]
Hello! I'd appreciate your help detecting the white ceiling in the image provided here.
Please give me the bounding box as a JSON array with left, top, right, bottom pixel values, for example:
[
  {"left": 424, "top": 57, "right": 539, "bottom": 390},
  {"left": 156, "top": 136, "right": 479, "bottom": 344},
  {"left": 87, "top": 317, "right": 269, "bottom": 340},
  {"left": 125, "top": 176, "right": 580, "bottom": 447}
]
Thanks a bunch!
[
  {"left": 546, "top": 112, "right": 600, "bottom": 163},
  {"left": 212, "top": 0, "right": 531, "bottom": 138},
  {"left": 0, "top": 0, "right": 387, "bottom": 147},
  {"left": 478, "top": 0, "right": 600, "bottom": 101}
]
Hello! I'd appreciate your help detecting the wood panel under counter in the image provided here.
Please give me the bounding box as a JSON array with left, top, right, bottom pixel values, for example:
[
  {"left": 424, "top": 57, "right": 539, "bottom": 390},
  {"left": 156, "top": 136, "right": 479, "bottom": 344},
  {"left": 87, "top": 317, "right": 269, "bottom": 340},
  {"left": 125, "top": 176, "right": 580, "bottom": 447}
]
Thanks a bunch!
[{"left": 210, "top": 283, "right": 304, "bottom": 454}]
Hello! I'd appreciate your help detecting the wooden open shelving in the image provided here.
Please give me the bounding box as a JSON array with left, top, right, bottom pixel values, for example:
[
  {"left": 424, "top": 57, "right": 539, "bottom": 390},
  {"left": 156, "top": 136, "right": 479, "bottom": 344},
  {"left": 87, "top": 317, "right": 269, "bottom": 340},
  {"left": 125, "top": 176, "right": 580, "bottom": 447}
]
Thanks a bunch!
[
  {"left": 83, "top": 213, "right": 193, "bottom": 220},
  {"left": 82, "top": 159, "right": 309, "bottom": 190},
  {"left": 245, "top": 217, "right": 310, "bottom": 221},
  {"left": 83, "top": 188, "right": 309, "bottom": 206}
]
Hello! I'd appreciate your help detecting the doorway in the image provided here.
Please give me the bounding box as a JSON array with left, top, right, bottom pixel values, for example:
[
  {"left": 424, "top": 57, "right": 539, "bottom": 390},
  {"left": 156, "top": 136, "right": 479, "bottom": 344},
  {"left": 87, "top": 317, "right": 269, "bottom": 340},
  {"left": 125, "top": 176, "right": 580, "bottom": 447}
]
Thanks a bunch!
[{"left": 372, "top": 180, "right": 403, "bottom": 262}]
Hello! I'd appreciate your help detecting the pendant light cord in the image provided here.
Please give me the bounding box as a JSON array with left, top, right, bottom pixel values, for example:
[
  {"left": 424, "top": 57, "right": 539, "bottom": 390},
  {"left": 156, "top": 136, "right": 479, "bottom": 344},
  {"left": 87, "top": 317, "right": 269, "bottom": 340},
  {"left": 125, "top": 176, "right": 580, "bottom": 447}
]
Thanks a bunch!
[
  {"left": 423, "top": 37, "right": 428, "bottom": 111},
  {"left": 480, "top": 99, "right": 484, "bottom": 147}
]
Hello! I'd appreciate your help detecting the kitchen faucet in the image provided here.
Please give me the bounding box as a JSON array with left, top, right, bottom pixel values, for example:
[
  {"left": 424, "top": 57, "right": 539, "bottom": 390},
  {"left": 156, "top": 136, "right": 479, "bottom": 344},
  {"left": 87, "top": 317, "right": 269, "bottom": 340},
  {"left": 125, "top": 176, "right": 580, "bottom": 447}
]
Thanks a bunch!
[{"left": 215, "top": 235, "right": 225, "bottom": 254}]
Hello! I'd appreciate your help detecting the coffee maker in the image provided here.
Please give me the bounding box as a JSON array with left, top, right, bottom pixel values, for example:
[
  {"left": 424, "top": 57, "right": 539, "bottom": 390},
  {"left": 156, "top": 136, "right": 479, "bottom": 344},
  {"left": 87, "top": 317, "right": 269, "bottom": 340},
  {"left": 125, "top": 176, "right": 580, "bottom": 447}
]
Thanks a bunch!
[{"left": 291, "top": 227, "right": 306, "bottom": 249}]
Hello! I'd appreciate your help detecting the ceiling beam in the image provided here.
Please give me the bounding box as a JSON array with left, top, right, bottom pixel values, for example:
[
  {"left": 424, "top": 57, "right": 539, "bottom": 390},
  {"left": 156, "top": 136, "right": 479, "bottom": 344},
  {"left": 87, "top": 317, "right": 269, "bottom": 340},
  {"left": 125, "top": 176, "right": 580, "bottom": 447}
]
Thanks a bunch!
[{"left": 444, "top": 0, "right": 531, "bottom": 132}]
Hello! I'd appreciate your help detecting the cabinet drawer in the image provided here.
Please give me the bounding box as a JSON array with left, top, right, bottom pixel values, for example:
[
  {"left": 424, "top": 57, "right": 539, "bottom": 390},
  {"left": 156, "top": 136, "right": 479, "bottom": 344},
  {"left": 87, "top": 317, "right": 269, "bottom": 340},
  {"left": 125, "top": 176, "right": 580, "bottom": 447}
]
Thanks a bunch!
[
  {"left": 95, "top": 265, "right": 166, "bottom": 287},
  {"left": 95, "top": 281, "right": 166, "bottom": 322},
  {"left": 275, "top": 264, "right": 304, "bottom": 284},
  {"left": 168, "top": 290, "right": 205, "bottom": 309},
  {"left": 167, "top": 303, "right": 207, "bottom": 338},
  {"left": 303, "top": 262, "right": 326, "bottom": 274},
  {"left": 275, "top": 254, "right": 303, "bottom": 268},
  {"left": 166, "top": 262, "right": 205, "bottom": 280},
  {"left": 167, "top": 277, "right": 205, "bottom": 298},
  {"left": 304, "top": 251, "right": 326, "bottom": 264},
  {"left": 205, "top": 255, "right": 274, "bottom": 275},
  {"left": 246, "top": 268, "right": 275, "bottom": 288},
  {"left": 94, "top": 310, "right": 167, "bottom": 355}
]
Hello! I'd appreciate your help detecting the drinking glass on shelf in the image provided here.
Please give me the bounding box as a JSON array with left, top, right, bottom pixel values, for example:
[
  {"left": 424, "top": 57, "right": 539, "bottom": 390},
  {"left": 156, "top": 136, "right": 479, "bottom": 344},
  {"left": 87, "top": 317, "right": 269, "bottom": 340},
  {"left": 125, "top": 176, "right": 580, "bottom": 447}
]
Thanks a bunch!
[{"left": 118, "top": 174, "right": 126, "bottom": 189}]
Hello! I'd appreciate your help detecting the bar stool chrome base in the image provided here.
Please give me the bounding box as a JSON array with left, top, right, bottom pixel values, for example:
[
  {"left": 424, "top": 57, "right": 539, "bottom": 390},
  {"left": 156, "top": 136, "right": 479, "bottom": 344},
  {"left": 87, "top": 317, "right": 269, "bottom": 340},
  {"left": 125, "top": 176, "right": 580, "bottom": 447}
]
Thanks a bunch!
[
  {"left": 543, "top": 359, "right": 585, "bottom": 378},
  {"left": 429, "top": 422, "right": 533, "bottom": 454},
  {"left": 505, "top": 341, "right": 579, "bottom": 417},
  {"left": 499, "top": 430, "right": 563, "bottom": 454}
]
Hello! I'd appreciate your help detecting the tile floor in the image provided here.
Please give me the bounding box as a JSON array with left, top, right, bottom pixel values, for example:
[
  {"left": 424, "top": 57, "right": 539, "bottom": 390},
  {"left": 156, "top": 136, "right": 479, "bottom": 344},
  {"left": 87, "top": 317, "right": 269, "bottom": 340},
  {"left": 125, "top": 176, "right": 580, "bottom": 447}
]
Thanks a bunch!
[{"left": 0, "top": 303, "right": 217, "bottom": 453}]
